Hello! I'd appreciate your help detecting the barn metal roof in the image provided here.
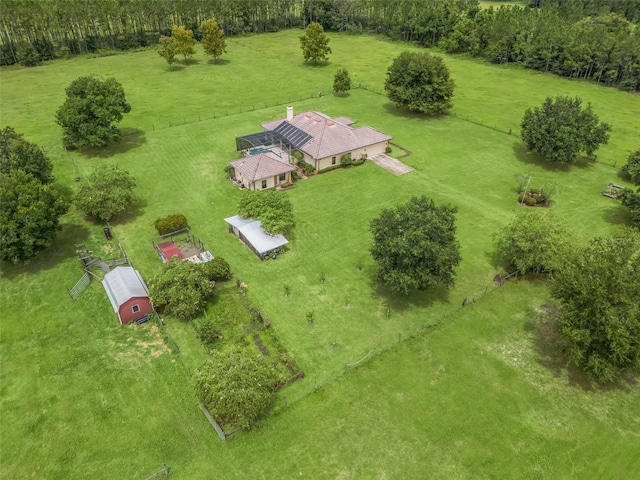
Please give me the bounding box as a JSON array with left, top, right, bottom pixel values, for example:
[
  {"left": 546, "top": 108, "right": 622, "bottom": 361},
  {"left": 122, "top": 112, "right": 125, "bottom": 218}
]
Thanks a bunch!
[
  {"left": 102, "top": 266, "right": 149, "bottom": 312},
  {"left": 224, "top": 215, "right": 288, "bottom": 255}
]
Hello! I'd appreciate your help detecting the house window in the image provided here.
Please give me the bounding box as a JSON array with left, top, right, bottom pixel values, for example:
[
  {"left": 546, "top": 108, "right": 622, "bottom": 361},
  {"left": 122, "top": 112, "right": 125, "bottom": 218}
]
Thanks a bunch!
[
  {"left": 132, "top": 305, "right": 140, "bottom": 313},
  {"left": 279, "top": 173, "right": 286, "bottom": 182},
  {"left": 332, "top": 156, "right": 336, "bottom": 165},
  {"left": 261, "top": 180, "right": 267, "bottom": 189}
]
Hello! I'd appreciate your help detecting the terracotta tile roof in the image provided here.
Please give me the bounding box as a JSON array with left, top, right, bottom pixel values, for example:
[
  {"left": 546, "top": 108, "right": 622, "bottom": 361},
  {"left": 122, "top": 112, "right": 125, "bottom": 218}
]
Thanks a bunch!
[
  {"left": 261, "top": 111, "right": 392, "bottom": 160},
  {"left": 230, "top": 152, "right": 295, "bottom": 182},
  {"left": 332, "top": 116, "right": 356, "bottom": 126}
]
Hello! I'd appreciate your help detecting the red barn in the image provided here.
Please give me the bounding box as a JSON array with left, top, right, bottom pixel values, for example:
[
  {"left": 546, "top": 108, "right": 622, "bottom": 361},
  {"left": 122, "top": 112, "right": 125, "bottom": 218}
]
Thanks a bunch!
[{"left": 102, "top": 267, "right": 153, "bottom": 324}]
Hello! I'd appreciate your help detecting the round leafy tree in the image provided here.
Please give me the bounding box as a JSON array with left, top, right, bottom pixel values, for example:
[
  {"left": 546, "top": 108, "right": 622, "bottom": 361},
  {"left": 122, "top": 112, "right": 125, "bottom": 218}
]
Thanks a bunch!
[
  {"left": 384, "top": 51, "right": 455, "bottom": 114},
  {"left": 75, "top": 164, "right": 137, "bottom": 221},
  {"left": 299, "top": 22, "right": 332, "bottom": 63},
  {"left": 370, "top": 196, "right": 461, "bottom": 294},
  {"left": 56, "top": 76, "right": 131, "bottom": 149},
  {"left": 149, "top": 258, "right": 215, "bottom": 321},
  {"left": 494, "top": 210, "right": 572, "bottom": 275},
  {"left": 333, "top": 68, "right": 351, "bottom": 95},
  {"left": 0, "top": 170, "right": 69, "bottom": 263},
  {"left": 0, "top": 126, "right": 53, "bottom": 184},
  {"left": 520, "top": 96, "right": 611, "bottom": 164},
  {"left": 551, "top": 230, "right": 640, "bottom": 382},
  {"left": 195, "top": 346, "right": 277, "bottom": 430},
  {"left": 620, "top": 187, "right": 640, "bottom": 228},
  {"left": 621, "top": 149, "right": 640, "bottom": 185},
  {"left": 237, "top": 190, "right": 294, "bottom": 235}
]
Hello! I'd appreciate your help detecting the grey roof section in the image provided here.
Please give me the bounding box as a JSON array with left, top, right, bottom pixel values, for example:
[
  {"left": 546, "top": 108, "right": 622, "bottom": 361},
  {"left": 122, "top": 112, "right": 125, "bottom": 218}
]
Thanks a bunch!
[
  {"left": 224, "top": 215, "right": 288, "bottom": 254},
  {"left": 102, "top": 266, "right": 149, "bottom": 312},
  {"left": 272, "top": 121, "right": 313, "bottom": 150}
]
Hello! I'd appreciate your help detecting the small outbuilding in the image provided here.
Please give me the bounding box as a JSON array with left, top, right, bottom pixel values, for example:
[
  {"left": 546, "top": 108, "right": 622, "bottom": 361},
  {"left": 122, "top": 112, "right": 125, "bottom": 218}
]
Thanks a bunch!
[
  {"left": 102, "top": 266, "right": 153, "bottom": 324},
  {"left": 225, "top": 215, "right": 288, "bottom": 260}
]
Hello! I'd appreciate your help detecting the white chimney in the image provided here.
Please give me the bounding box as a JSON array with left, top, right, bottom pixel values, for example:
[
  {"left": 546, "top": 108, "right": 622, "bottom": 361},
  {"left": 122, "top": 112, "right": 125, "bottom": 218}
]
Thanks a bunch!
[{"left": 286, "top": 106, "right": 293, "bottom": 122}]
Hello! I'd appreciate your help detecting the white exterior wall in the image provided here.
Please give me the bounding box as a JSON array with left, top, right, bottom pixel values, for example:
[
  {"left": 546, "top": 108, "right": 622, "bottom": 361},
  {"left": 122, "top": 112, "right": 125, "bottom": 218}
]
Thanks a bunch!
[
  {"left": 235, "top": 171, "right": 288, "bottom": 190},
  {"left": 313, "top": 140, "right": 390, "bottom": 171}
]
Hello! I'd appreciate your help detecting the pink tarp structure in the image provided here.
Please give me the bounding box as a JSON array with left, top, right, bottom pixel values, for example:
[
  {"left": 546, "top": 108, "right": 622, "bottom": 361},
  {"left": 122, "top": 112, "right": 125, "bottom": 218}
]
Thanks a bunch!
[{"left": 156, "top": 242, "right": 183, "bottom": 261}]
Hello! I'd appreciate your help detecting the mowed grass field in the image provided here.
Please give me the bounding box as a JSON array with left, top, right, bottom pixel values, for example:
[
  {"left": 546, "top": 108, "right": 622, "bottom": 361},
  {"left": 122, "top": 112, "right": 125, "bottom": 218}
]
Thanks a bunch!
[{"left": 1, "top": 30, "right": 639, "bottom": 479}]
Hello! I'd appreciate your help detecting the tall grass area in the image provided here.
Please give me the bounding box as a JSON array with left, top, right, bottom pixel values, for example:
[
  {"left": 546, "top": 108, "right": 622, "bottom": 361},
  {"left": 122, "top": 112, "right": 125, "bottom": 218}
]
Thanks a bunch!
[{"left": 1, "top": 30, "right": 639, "bottom": 478}]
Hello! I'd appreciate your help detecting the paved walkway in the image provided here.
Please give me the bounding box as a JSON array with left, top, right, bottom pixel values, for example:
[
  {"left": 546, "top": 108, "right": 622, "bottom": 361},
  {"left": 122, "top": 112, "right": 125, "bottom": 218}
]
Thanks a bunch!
[{"left": 369, "top": 153, "right": 414, "bottom": 176}]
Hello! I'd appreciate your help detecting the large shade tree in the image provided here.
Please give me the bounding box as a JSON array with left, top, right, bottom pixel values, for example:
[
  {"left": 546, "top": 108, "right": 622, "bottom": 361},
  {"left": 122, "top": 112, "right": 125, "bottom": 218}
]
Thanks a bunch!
[
  {"left": 55, "top": 76, "right": 131, "bottom": 149},
  {"left": 74, "top": 164, "right": 137, "bottom": 221},
  {"left": 521, "top": 96, "right": 611, "bottom": 164},
  {"left": 237, "top": 190, "right": 294, "bottom": 235},
  {"left": 551, "top": 230, "right": 640, "bottom": 382},
  {"left": 0, "top": 170, "right": 69, "bottom": 263},
  {"left": 299, "top": 22, "right": 332, "bottom": 63},
  {"left": 370, "top": 196, "right": 461, "bottom": 294},
  {"left": 149, "top": 258, "right": 215, "bottom": 321},
  {"left": 621, "top": 149, "right": 640, "bottom": 185},
  {"left": 195, "top": 346, "right": 277, "bottom": 430},
  {"left": 384, "top": 51, "right": 455, "bottom": 114},
  {"left": 0, "top": 126, "right": 53, "bottom": 184}
]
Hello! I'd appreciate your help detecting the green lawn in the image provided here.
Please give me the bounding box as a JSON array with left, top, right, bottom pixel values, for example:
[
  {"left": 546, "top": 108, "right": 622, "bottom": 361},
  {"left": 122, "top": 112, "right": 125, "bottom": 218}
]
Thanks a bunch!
[{"left": 1, "top": 30, "right": 639, "bottom": 479}]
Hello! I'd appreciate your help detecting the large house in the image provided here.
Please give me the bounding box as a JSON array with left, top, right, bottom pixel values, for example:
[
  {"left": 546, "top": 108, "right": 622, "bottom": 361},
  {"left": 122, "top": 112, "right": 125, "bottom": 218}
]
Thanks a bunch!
[{"left": 234, "top": 107, "right": 392, "bottom": 179}]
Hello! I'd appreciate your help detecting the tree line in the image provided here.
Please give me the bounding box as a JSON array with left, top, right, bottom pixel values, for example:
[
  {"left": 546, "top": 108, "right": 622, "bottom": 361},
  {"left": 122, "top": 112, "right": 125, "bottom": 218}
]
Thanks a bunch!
[{"left": 2, "top": 0, "right": 638, "bottom": 91}]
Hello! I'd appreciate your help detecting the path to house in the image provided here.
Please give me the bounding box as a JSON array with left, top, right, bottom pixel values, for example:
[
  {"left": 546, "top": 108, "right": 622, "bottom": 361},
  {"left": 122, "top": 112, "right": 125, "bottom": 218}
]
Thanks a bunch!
[{"left": 369, "top": 153, "right": 415, "bottom": 176}]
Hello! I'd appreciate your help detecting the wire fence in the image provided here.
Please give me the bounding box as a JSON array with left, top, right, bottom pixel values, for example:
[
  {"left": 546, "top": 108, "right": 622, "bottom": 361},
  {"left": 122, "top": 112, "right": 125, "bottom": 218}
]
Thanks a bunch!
[
  {"left": 353, "top": 83, "right": 622, "bottom": 170},
  {"left": 144, "top": 91, "right": 324, "bottom": 132},
  {"left": 270, "top": 269, "right": 522, "bottom": 416}
]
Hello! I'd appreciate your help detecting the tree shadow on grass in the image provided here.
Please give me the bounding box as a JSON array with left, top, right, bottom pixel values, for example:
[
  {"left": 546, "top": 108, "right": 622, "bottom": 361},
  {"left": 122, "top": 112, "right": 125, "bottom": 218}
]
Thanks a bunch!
[
  {"left": 382, "top": 102, "right": 449, "bottom": 121},
  {"left": 302, "top": 60, "right": 331, "bottom": 68},
  {"left": 524, "top": 303, "right": 637, "bottom": 392},
  {"left": 207, "top": 58, "right": 231, "bottom": 66},
  {"left": 106, "top": 198, "right": 148, "bottom": 227},
  {"left": 81, "top": 129, "right": 147, "bottom": 159},
  {"left": 0, "top": 222, "right": 90, "bottom": 280},
  {"left": 370, "top": 274, "right": 451, "bottom": 313},
  {"left": 512, "top": 143, "right": 593, "bottom": 172},
  {"left": 601, "top": 202, "right": 634, "bottom": 226}
]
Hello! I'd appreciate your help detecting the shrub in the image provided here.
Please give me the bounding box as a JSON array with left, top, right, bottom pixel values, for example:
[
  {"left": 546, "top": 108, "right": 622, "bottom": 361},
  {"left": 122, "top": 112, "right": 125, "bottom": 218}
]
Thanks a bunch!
[
  {"left": 524, "top": 196, "right": 537, "bottom": 206},
  {"left": 291, "top": 171, "right": 298, "bottom": 181},
  {"left": 340, "top": 153, "right": 353, "bottom": 167},
  {"left": 299, "top": 160, "right": 314, "bottom": 175},
  {"left": 201, "top": 257, "right": 232, "bottom": 281},
  {"left": 518, "top": 193, "right": 526, "bottom": 203},
  {"left": 385, "top": 145, "right": 392, "bottom": 154},
  {"left": 353, "top": 158, "right": 365, "bottom": 167},
  {"left": 280, "top": 181, "right": 294, "bottom": 188},
  {"left": 155, "top": 213, "right": 188, "bottom": 235},
  {"left": 293, "top": 150, "right": 304, "bottom": 163},
  {"left": 194, "top": 319, "right": 221, "bottom": 347}
]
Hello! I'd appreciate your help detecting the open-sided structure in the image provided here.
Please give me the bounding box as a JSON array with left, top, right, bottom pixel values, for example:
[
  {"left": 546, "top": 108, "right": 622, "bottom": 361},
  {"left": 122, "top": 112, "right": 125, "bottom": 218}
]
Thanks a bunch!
[
  {"left": 224, "top": 215, "right": 288, "bottom": 260},
  {"left": 236, "top": 106, "right": 392, "bottom": 172},
  {"left": 102, "top": 266, "right": 153, "bottom": 324}
]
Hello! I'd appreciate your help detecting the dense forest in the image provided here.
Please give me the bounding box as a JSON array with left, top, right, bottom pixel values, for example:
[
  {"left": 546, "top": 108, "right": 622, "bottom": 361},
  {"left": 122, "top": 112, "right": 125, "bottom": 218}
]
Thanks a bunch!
[{"left": 1, "top": 0, "right": 639, "bottom": 91}]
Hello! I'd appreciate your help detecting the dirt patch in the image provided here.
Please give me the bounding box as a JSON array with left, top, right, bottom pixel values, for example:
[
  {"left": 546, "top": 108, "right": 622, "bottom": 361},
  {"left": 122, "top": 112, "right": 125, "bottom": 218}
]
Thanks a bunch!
[{"left": 369, "top": 153, "right": 415, "bottom": 175}]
